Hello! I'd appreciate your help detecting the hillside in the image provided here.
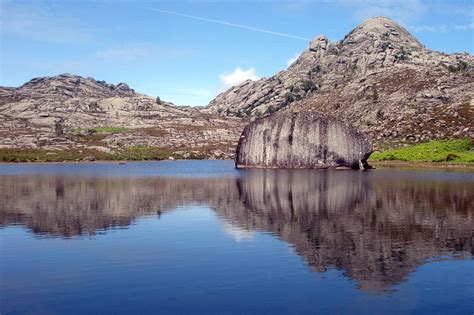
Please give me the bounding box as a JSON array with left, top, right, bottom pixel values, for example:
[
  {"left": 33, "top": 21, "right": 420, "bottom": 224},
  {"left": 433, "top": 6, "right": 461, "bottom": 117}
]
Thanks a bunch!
[
  {"left": 204, "top": 17, "right": 473, "bottom": 149},
  {"left": 1, "top": 16, "right": 472, "bottom": 161},
  {"left": 0, "top": 74, "right": 245, "bottom": 160}
]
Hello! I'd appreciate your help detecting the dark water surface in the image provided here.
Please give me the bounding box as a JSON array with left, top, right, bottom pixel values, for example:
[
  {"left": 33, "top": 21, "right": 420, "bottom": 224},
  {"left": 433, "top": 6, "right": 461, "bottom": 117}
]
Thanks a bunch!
[{"left": 1, "top": 161, "right": 473, "bottom": 314}]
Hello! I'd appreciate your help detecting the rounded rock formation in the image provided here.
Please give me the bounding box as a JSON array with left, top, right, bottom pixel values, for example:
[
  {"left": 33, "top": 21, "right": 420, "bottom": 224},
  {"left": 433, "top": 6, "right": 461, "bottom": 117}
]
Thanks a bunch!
[{"left": 235, "top": 111, "right": 373, "bottom": 169}]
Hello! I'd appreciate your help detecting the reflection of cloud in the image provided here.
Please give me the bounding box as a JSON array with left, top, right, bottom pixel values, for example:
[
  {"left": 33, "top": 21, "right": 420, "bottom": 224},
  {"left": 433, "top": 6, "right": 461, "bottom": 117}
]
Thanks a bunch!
[
  {"left": 219, "top": 67, "right": 259, "bottom": 89},
  {"left": 223, "top": 222, "right": 255, "bottom": 243}
]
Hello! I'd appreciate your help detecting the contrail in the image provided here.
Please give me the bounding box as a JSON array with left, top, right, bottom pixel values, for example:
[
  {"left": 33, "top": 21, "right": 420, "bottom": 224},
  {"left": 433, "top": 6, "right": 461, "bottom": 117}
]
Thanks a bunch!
[{"left": 146, "top": 7, "right": 311, "bottom": 41}]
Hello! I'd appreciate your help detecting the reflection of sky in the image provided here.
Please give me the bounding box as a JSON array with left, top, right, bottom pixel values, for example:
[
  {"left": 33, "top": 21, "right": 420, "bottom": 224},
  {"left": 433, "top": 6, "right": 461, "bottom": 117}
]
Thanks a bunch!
[
  {"left": 2, "top": 204, "right": 473, "bottom": 314},
  {"left": 1, "top": 161, "right": 474, "bottom": 313},
  {"left": 1, "top": 160, "right": 473, "bottom": 184},
  {"left": 0, "top": 160, "right": 242, "bottom": 178}
]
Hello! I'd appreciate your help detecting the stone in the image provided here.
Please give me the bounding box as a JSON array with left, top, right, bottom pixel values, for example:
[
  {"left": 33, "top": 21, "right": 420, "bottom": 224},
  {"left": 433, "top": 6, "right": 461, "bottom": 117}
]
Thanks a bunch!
[{"left": 235, "top": 111, "right": 372, "bottom": 169}]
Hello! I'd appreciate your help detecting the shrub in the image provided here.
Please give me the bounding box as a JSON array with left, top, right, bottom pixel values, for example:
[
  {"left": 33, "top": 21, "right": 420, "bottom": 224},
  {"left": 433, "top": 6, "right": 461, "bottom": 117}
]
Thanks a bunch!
[
  {"left": 301, "top": 80, "right": 316, "bottom": 93},
  {"left": 285, "top": 93, "right": 295, "bottom": 103}
]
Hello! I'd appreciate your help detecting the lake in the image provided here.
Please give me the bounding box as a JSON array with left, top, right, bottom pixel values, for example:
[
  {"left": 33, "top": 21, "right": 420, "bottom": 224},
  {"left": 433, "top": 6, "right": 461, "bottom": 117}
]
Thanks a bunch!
[{"left": 1, "top": 160, "right": 473, "bottom": 314}]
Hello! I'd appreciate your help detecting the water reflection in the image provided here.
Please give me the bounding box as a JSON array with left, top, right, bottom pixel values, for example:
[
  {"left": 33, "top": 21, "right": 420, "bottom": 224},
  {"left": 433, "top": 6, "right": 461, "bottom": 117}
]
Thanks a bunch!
[{"left": 1, "top": 169, "right": 473, "bottom": 291}]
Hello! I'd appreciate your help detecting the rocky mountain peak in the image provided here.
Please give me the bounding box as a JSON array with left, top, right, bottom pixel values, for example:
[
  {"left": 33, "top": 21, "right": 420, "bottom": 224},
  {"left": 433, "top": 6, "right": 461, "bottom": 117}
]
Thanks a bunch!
[
  {"left": 204, "top": 16, "right": 473, "bottom": 149},
  {"left": 18, "top": 74, "right": 136, "bottom": 98},
  {"left": 342, "top": 16, "right": 423, "bottom": 51}
]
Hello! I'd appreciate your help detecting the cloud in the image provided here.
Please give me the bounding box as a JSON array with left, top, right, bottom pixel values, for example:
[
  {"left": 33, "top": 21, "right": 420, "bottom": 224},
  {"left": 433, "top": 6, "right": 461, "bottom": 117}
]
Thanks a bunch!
[
  {"left": 1, "top": 2, "right": 92, "bottom": 44},
  {"left": 332, "top": 0, "right": 426, "bottom": 24},
  {"left": 410, "top": 22, "right": 474, "bottom": 33},
  {"left": 96, "top": 43, "right": 194, "bottom": 62},
  {"left": 287, "top": 53, "right": 300, "bottom": 67},
  {"left": 158, "top": 87, "right": 215, "bottom": 107},
  {"left": 96, "top": 45, "right": 152, "bottom": 60},
  {"left": 219, "top": 67, "right": 259, "bottom": 88},
  {"left": 146, "top": 7, "right": 311, "bottom": 41}
]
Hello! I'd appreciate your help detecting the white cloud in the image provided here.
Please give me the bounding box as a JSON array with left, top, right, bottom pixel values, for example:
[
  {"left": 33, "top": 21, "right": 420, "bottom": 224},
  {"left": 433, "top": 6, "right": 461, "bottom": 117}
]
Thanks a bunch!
[
  {"left": 219, "top": 67, "right": 259, "bottom": 88},
  {"left": 287, "top": 53, "right": 300, "bottom": 67},
  {"left": 410, "top": 22, "right": 474, "bottom": 33},
  {"left": 157, "top": 87, "right": 215, "bottom": 107}
]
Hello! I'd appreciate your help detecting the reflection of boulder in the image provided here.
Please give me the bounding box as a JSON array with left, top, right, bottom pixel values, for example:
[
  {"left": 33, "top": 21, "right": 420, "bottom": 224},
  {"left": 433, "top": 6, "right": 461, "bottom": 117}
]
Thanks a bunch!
[
  {"left": 229, "top": 170, "right": 473, "bottom": 291},
  {"left": 0, "top": 171, "right": 472, "bottom": 292}
]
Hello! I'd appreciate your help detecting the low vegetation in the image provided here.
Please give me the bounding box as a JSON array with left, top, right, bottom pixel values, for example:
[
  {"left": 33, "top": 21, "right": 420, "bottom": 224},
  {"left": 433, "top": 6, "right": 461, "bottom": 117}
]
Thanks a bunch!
[
  {"left": 370, "top": 139, "right": 474, "bottom": 163},
  {"left": 0, "top": 148, "right": 114, "bottom": 162},
  {"left": 0, "top": 144, "right": 221, "bottom": 162},
  {"left": 0, "top": 147, "right": 182, "bottom": 162}
]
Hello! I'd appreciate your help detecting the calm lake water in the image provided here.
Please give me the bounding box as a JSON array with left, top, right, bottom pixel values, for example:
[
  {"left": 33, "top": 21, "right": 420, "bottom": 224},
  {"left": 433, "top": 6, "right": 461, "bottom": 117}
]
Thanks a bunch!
[{"left": 1, "top": 160, "right": 473, "bottom": 314}]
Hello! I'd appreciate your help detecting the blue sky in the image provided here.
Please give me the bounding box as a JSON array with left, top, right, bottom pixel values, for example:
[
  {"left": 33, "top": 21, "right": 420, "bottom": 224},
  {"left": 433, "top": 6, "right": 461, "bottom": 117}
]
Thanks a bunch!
[{"left": 1, "top": 0, "right": 473, "bottom": 106}]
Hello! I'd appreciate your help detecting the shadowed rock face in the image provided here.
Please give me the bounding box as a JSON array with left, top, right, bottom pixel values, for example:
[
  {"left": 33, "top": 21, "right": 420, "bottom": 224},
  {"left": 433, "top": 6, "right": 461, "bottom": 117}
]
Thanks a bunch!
[
  {"left": 1, "top": 169, "right": 472, "bottom": 292},
  {"left": 235, "top": 111, "right": 372, "bottom": 169}
]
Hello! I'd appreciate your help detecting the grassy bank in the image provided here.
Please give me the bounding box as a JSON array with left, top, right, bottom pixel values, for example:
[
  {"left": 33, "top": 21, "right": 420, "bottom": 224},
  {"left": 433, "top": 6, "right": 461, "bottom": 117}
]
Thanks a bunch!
[
  {"left": 0, "top": 147, "right": 205, "bottom": 163},
  {"left": 369, "top": 139, "right": 474, "bottom": 163}
]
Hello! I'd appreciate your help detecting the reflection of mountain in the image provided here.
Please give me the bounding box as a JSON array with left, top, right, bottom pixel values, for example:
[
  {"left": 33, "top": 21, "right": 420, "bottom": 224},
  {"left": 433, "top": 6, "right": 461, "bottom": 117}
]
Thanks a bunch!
[
  {"left": 1, "top": 171, "right": 472, "bottom": 291},
  {"left": 0, "top": 175, "right": 239, "bottom": 237},
  {"left": 231, "top": 170, "right": 474, "bottom": 291}
]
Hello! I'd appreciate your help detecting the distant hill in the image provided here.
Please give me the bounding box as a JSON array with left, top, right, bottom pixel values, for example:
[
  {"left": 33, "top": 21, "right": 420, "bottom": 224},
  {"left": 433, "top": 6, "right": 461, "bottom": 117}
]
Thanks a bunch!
[
  {"left": 204, "top": 17, "right": 473, "bottom": 149},
  {"left": 0, "top": 74, "right": 245, "bottom": 160}
]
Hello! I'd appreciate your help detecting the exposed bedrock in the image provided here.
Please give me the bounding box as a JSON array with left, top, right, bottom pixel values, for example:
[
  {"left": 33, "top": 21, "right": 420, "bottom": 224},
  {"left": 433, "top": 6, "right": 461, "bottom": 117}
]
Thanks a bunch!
[{"left": 235, "top": 111, "right": 373, "bottom": 169}]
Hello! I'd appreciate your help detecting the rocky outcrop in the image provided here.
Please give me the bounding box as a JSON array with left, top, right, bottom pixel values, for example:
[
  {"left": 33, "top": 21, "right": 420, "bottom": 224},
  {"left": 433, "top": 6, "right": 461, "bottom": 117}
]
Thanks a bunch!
[
  {"left": 235, "top": 111, "right": 372, "bottom": 169},
  {"left": 204, "top": 16, "right": 473, "bottom": 149},
  {"left": 0, "top": 74, "right": 246, "bottom": 159}
]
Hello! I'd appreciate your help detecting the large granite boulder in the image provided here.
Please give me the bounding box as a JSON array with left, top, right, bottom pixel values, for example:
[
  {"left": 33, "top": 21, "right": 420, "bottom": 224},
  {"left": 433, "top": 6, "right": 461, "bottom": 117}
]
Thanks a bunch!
[{"left": 235, "top": 111, "right": 372, "bottom": 169}]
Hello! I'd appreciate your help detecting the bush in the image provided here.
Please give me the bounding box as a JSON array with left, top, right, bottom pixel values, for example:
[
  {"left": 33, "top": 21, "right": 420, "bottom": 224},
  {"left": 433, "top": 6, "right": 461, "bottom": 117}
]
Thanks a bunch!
[
  {"left": 285, "top": 93, "right": 295, "bottom": 103},
  {"left": 301, "top": 80, "right": 316, "bottom": 93}
]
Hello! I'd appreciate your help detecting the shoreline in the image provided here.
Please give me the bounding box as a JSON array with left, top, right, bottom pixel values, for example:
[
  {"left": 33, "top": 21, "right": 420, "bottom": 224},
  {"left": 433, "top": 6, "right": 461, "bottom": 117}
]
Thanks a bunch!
[
  {"left": 369, "top": 160, "right": 474, "bottom": 171},
  {"left": 0, "top": 159, "right": 473, "bottom": 171}
]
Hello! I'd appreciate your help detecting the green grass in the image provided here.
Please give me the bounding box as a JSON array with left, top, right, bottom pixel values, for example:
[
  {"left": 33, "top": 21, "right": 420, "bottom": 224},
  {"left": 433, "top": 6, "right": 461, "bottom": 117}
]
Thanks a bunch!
[
  {"left": 370, "top": 139, "right": 474, "bottom": 163},
  {"left": 0, "top": 148, "right": 114, "bottom": 162},
  {"left": 0, "top": 146, "right": 204, "bottom": 162}
]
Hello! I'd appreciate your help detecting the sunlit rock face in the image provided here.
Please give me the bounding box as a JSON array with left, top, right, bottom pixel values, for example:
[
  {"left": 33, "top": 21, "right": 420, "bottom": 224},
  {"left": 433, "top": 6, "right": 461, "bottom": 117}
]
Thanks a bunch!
[
  {"left": 204, "top": 16, "right": 474, "bottom": 150},
  {"left": 235, "top": 111, "right": 372, "bottom": 169}
]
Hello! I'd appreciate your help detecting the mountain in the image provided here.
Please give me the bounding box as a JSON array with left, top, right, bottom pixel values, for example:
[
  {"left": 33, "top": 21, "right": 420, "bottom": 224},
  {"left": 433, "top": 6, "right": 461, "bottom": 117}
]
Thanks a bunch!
[
  {"left": 0, "top": 74, "right": 245, "bottom": 160},
  {"left": 1, "top": 16, "right": 472, "bottom": 160},
  {"left": 204, "top": 17, "right": 473, "bottom": 149}
]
